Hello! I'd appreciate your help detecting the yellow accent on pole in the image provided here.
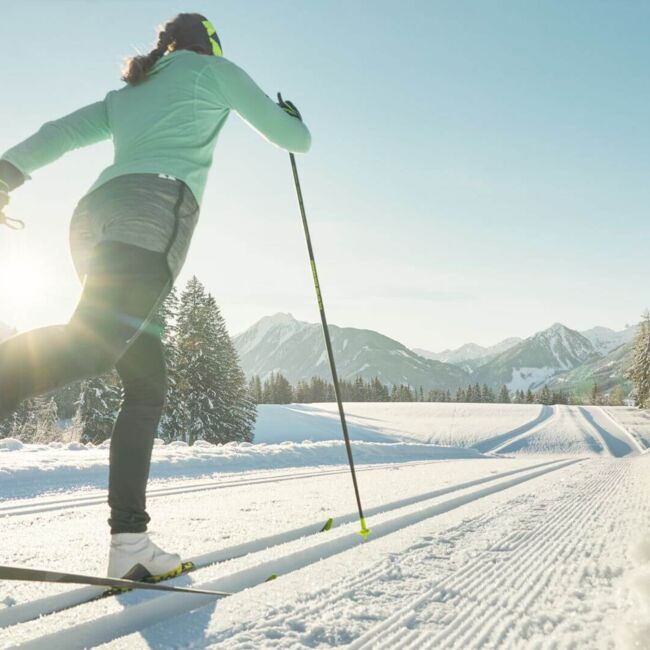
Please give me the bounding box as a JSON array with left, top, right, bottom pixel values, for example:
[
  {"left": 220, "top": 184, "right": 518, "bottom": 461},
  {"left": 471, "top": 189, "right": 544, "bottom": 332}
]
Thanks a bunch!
[
  {"left": 358, "top": 518, "right": 371, "bottom": 539},
  {"left": 310, "top": 260, "right": 324, "bottom": 310}
]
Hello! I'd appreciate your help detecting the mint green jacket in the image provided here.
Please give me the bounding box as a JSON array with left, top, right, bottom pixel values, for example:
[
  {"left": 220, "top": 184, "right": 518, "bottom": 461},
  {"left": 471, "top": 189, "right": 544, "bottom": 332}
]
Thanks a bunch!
[{"left": 1, "top": 50, "right": 312, "bottom": 204}]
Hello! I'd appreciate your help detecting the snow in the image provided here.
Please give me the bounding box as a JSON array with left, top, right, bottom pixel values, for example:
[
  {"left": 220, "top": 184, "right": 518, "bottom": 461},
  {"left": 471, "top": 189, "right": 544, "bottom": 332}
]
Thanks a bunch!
[
  {"left": 507, "top": 366, "right": 556, "bottom": 391},
  {"left": 0, "top": 438, "right": 23, "bottom": 451},
  {"left": 270, "top": 402, "right": 547, "bottom": 449},
  {"left": 0, "top": 434, "right": 483, "bottom": 501},
  {"left": 234, "top": 313, "right": 302, "bottom": 356},
  {"left": 1, "top": 403, "right": 649, "bottom": 649},
  {"left": 604, "top": 406, "right": 650, "bottom": 449}
]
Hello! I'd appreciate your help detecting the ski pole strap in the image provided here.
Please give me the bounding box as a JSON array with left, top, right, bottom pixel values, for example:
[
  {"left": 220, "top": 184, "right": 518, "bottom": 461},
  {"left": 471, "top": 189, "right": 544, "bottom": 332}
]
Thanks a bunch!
[{"left": 0, "top": 211, "right": 25, "bottom": 230}]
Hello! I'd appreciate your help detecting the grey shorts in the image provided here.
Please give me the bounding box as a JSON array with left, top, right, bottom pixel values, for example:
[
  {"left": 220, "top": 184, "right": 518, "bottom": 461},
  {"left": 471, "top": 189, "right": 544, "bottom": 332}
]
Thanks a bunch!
[{"left": 70, "top": 174, "right": 200, "bottom": 281}]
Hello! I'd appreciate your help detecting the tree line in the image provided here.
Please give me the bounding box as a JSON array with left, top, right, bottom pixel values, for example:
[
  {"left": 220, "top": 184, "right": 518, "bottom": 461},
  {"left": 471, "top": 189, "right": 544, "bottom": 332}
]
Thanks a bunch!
[
  {"left": 1, "top": 277, "right": 256, "bottom": 445},
  {"left": 247, "top": 373, "right": 609, "bottom": 406},
  {"left": 2, "top": 308, "right": 649, "bottom": 444}
]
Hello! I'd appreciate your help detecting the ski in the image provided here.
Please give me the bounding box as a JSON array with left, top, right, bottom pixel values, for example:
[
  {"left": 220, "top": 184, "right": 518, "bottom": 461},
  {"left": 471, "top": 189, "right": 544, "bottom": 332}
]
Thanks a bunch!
[
  {"left": 102, "top": 561, "right": 198, "bottom": 597},
  {"left": 0, "top": 517, "right": 335, "bottom": 627},
  {"left": 0, "top": 563, "right": 230, "bottom": 598}
]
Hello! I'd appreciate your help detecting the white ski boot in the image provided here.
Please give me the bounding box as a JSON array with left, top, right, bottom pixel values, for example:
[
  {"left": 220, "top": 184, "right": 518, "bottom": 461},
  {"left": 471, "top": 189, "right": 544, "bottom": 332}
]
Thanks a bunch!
[{"left": 107, "top": 532, "right": 182, "bottom": 580}]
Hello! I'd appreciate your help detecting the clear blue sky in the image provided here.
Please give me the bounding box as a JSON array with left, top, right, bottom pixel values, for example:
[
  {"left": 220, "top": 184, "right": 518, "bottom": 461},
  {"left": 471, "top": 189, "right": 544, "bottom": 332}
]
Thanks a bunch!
[{"left": 1, "top": 1, "right": 648, "bottom": 350}]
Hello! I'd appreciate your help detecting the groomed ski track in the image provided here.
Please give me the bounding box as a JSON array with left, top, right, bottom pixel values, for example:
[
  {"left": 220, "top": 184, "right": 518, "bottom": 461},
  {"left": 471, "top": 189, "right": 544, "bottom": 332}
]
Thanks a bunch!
[
  {"left": 4, "top": 458, "right": 580, "bottom": 648},
  {"left": 0, "top": 460, "right": 457, "bottom": 519},
  {"left": 349, "top": 457, "right": 646, "bottom": 649},
  {"left": 1, "top": 405, "right": 647, "bottom": 649},
  {"left": 490, "top": 405, "right": 641, "bottom": 457}
]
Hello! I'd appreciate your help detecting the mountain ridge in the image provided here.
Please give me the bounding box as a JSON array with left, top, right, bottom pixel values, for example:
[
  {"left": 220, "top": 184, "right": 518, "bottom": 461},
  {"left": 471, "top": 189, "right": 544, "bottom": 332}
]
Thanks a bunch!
[
  {"left": 233, "top": 313, "right": 470, "bottom": 391},
  {"left": 234, "top": 314, "right": 636, "bottom": 395},
  {"left": 473, "top": 323, "right": 599, "bottom": 391}
]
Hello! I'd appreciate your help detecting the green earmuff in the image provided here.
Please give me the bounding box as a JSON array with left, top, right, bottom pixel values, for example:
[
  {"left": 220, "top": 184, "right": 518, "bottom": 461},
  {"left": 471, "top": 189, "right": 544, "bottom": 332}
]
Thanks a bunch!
[{"left": 202, "top": 20, "right": 223, "bottom": 57}]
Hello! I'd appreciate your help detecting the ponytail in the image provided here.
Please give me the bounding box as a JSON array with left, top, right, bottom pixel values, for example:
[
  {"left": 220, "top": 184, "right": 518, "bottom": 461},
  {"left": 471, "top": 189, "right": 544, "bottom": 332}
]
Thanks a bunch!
[
  {"left": 121, "top": 26, "right": 173, "bottom": 86},
  {"left": 121, "top": 14, "right": 220, "bottom": 86}
]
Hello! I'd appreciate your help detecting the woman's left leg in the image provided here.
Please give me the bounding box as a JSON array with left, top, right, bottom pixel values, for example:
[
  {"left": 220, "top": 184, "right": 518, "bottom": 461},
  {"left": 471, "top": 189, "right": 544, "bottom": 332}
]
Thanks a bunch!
[{"left": 108, "top": 329, "right": 167, "bottom": 534}]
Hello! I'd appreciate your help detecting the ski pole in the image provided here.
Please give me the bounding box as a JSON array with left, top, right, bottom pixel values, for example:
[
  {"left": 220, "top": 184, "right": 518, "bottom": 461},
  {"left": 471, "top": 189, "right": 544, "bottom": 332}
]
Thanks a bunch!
[{"left": 288, "top": 152, "right": 370, "bottom": 539}]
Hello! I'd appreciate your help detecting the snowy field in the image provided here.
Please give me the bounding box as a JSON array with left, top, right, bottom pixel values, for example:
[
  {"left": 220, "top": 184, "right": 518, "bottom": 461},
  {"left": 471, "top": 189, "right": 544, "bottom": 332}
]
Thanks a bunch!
[{"left": 1, "top": 403, "right": 649, "bottom": 649}]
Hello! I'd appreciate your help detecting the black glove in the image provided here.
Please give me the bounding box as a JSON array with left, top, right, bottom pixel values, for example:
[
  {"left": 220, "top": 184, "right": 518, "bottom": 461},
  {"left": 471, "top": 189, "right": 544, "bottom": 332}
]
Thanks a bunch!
[{"left": 277, "top": 92, "right": 303, "bottom": 122}]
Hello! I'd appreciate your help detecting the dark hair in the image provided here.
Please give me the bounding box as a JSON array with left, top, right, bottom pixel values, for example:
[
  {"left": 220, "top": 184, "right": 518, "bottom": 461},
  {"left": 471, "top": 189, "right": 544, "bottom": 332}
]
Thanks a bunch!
[{"left": 122, "top": 13, "right": 212, "bottom": 86}]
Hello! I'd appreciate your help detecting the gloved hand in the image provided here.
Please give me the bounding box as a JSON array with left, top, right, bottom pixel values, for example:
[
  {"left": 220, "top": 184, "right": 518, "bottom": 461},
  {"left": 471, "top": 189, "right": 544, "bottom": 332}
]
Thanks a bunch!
[
  {"left": 277, "top": 92, "right": 303, "bottom": 122},
  {"left": 0, "top": 160, "right": 26, "bottom": 229},
  {"left": 0, "top": 181, "right": 8, "bottom": 213}
]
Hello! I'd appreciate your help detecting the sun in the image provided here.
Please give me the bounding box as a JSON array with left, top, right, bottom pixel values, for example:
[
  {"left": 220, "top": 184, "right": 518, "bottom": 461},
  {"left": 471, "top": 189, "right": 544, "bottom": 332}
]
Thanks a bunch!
[{"left": 0, "top": 247, "right": 48, "bottom": 313}]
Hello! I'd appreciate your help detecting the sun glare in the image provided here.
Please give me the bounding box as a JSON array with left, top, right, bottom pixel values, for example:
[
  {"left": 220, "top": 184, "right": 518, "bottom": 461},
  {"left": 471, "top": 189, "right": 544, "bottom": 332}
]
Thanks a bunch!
[{"left": 0, "top": 250, "right": 47, "bottom": 312}]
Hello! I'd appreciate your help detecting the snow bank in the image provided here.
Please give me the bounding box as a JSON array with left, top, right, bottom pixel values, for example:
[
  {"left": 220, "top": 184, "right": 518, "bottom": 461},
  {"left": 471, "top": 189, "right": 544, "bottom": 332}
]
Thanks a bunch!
[
  {"left": 604, "top": 407, "right": 650, "bottom": 449},
  {"left": 0, "top": 437, "right": 484, "bottom": 501},
  {"left": 0, "top": 438, "right": 23, "bottom": 451},
  {"left": 254, "top": 403, "right": 544, "bottom": 447}
]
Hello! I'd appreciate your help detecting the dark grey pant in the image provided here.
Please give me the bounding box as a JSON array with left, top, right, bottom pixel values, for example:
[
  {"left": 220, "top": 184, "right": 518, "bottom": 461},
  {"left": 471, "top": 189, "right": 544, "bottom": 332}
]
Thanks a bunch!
[{"left": 0, "top": 241, "right": 171, "bottom": 533}]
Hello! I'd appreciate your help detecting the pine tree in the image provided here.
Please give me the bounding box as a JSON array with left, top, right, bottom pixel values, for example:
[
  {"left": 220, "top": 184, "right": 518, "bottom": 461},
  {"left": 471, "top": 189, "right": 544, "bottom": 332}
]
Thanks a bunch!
[
  {"left": 539, "top": 385, "right": 552, "bottom": 405},
  {"left": 628, "top": 311, "right": 650, "bottom": 409},
  {"left": 270, "top": 372, "right": 293, "bottom": 404},
  {"left": 351, "top": 376, "right": 367, "bottom": 401},
  {"left": 481, "top": 384, "right": 495, "bottom": 403},
  {"left": 209, "top": 294, "right": 257, "bottom": 440},
  {"left": 525, "top": 388, "right": 534, "bottom": 404},
  {"left": 499, "top": 385, "right": 511, "bottom": 404},
  {"left": 309, "top": 376, "right": 330, "bottom": 402},
  {"left": 248, "top": 376, "right": 264, "bottom": 404},
  {"left": 74, "top": 375, "right": 121, "bottom": 444},
  {"left": 2, "top": 399, "right": 34, "bottom": 441},
  {"left": 609, "top": 385, "right": 626, "bottom": 407},
  {"left": 34, "top": 396, "right": 59, "bottom": 443},
  {"left": 0, "top": 412, "right": 11, "bottom": 438},
  {"left": 158, "top": 288, "right": 183, "bottom": 441},
  {"left": 294, "top": 379, "right": 310, "bottom": 403},
  {"left": 52, "top": 382, "right": 82, "bottom": 421},
  {"left": 172, "top": 278, "right": 256, "bottom": 444},
  {"left": 590, "top": 382, "right": 600, "bottom": 406},
  {"left": 370, "top": 377, "right": 389, "bottom": 402}
]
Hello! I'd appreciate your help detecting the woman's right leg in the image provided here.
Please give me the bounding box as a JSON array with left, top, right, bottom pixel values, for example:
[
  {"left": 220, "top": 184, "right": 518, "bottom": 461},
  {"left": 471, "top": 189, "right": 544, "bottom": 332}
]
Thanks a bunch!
[{"left": 0, "top": 240, "right": 171, "bottom": 419}]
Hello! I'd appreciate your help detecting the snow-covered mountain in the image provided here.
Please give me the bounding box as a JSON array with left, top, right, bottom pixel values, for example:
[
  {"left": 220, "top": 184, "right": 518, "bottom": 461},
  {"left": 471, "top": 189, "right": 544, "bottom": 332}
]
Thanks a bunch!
[
  {"left": 550, "top": 339, "right": 635, "bottom": 395},
  {"left": 233, "top": 313, "right": 470, "bottom": 390},
  {"left": 414, "top": 337, "right": 522, "bottom": 367},
  {"left": 580, "top": 325, "right": 638, "bottom": 355},
  {"left": 475, "top": 323, "right": 599, "bottom": 391}
]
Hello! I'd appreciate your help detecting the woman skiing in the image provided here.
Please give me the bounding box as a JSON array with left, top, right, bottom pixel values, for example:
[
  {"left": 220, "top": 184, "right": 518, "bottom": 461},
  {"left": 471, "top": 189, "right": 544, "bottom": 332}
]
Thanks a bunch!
[{"left": 0, "top": 13, "right": 311, "bottom": 580}]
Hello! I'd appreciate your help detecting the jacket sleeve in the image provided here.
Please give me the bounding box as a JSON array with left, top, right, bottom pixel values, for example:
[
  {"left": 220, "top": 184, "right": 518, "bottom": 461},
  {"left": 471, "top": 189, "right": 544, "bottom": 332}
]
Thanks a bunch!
[
  {"left": 1, "top": 100, "right": 111, "bottom": 177},
  {"left": 211, "top": 60, "right": 311, "bottom": 153}
]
